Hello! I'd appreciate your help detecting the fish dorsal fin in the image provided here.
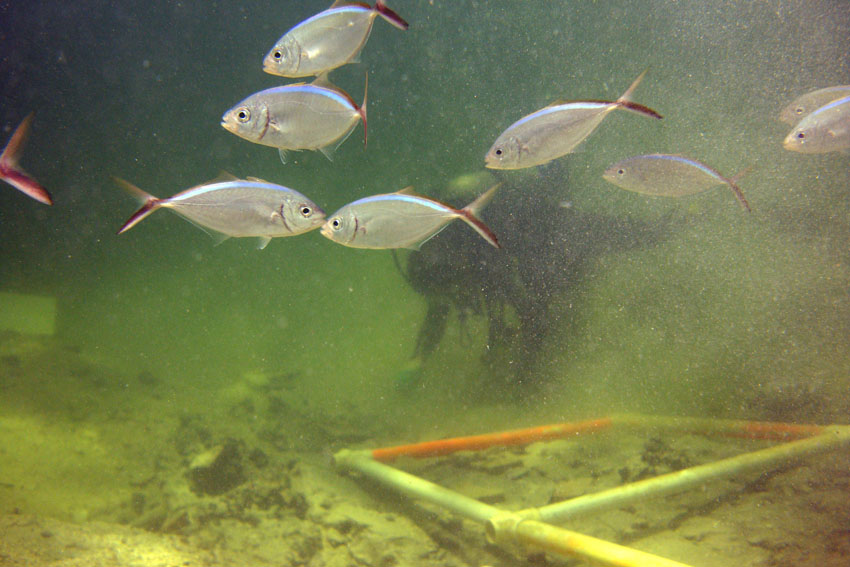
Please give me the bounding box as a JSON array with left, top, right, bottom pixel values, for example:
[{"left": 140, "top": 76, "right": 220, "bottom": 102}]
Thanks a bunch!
[
  {"left": 208, "top": 170, "right": 239, "bottom": 184},
  {"left": 246, "top": 176, "right": 271, "bottom": 184},
  {"left": 311, "top": 72, "right": 336, "bottom": 90},
  {"left": 546, "top": 99, "right": 579, "bottom": 107},
  {"left": 394, "top": 186, "right": 416, "bottom": 195},
  {"left": 311, "top": 74, "right": 359, "bottom": 109},
  {"left": 546, "top": 98, "right": 614, "bottom": 108},
  {"left": 331, "top": 1, "right": 370, "bottom": 8}
]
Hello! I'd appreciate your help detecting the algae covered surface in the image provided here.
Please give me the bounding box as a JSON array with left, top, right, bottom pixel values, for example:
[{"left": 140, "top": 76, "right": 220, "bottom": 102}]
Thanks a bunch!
[{"left": 1, "top": 1, "right": 850, "bottom": 566}]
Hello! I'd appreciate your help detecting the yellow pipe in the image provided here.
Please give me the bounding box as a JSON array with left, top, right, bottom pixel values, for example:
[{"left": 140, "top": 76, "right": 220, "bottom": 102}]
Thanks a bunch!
[
  {"left": 525, "top": 425, "right": 850, "bottom": 525},
  {"left": 488, "top": 512, "right": 693, "bottom": 567},
  {"left": 334, "top": 449, "right": 502, "bottom": 524},
  {"left": 513, "top": 518, "right": 693, "bottom": 567}
]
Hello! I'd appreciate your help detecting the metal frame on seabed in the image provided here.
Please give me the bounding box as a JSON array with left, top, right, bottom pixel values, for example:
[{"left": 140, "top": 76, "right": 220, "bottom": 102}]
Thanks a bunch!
[{"left": 334, "top": 414, "right": 850, "bottom": 567}]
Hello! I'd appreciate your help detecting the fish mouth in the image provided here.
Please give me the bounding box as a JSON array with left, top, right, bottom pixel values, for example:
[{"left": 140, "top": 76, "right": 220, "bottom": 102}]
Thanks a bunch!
[
  {"left": 220, "top": 119, "right": 234, "bottom": 133},
  {"left": 262, "top": 59, "right": 279, "bottom": 75},
  {"left": 782, "top": 134, "right": 799, "bottom": 150},
  {"left": 319, "top": 224, "right": 333, "bottom": 240}
]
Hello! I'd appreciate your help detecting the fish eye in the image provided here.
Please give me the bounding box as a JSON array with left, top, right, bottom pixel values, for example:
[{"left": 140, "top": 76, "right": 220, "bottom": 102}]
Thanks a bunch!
[
  {"left": 273, "top": 50, "right": 283, "bottom": 60},
  {"left": 236, "top": 108, "right": 251, "bottom": 123},
  {"left": 331, "top": 218, "right": 342, "bottom": 230},
  {"left": 796, "top": 131, "right": 805, "bottom": 140},
  {"left": 617, "top": 168, "right": 625, "bottom": 175},
  {"left": 494, "top": 148, "right": 503, "bottom": 156},
  {"left": 300, "top": 205, "right": 312, "bottom": 217},
  {"left": 795, "top": 106, "right": 804, "bottom": 115}
]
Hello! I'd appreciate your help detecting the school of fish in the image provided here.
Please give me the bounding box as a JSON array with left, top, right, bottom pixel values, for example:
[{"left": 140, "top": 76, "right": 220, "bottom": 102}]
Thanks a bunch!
[{"left": 4, "top": 2, "right": 849, "bottom": 252}]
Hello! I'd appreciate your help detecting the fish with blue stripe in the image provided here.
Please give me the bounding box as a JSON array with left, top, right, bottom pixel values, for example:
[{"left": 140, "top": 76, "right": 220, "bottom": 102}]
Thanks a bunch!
[
  {"left": 263, "top": 0, "right": 408, "bottom": 78},
  {"left": 779, "top": 85, "right": 850, "bottom": 125},
  {"left": 783, "top": 95, "right": 850, "bottom": 154},
  {"left": 221, "top": 74, "right": 367, "bottom": 164},
  {"left": 116, "top": 175, "right": 326, "bottom": 249},
  {"left": 485, "top": 70, "right": 662, "bottom": 170},
  {"left": 320, "top": 184, "right": 501, "bottom": 250},
  {"left": 602, "top": 154, "right": 751, "bottom": 212}
]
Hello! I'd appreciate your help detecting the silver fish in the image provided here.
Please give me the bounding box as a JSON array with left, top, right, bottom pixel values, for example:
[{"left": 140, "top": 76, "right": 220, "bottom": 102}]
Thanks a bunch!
[
  {"left": 783, "top": 95, "right": 850, "bottom": 154},
  {"left": 779, "top": 85, "right": 850, "bottom": 125},
  {"left": 602, "top": 154, "right": 750, "bottom": 211},
  {"left": 263, "top": 0, "right": 408, "bottom": 78},
  {"left": 116, "top": 175, "right": 326, "bottom": 249},
  {"left": 320, "top": 184, "right": 501, "bottom": 250},
  {"left": 0, "top": 114, "right": 52, "bottom": 205},
  {"left": 221, "top": 75, "right": 367, "bottom": 164},
  {"left": 485, "top": 70, "right": 662, "bottom": 170}
]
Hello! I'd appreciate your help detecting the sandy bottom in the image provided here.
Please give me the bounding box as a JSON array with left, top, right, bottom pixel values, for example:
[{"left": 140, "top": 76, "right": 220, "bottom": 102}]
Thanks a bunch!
[{"left": 1, "top": 331, "right": 848, "bottom": 567}]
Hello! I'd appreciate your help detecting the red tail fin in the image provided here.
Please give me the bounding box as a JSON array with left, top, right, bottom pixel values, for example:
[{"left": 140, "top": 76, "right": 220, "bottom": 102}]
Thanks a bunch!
[
  {"left": 617, "top": 100, "right": 663, "bottom": 120},
  {"left": 375, "top": 0, "right": 409, "bottom": 30},
  {"left": 615, "top": 69, "right": 662, "bottom": 120},
  {"left": 0, "top": 114, "right": 53, "bottom": 205},
  {"left": 114, "top": 177, "right": 162, "bottom": 234},
  {"left": 726, "top": 168, "right": 752, "bottom": 212},
  {"left": 458, "top": 183, "right": 502, "bottom": 248}
]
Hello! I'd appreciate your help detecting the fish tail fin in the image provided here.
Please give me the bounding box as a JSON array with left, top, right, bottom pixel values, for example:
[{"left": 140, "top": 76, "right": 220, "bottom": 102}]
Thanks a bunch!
[
  {"left": 0, "top": 113, "right": 32, "bottom": 168},
  {"left": 0, "top": 113, "right": 53, "bottom": 205},
  {"left": 114, "top": 176, "right": 162, "bottom": 233},
  {"left": 375, "top": 0, "right": 409, "bottom": 30},
  {"left": 617, "top": 68, "right": 649, "bottom": 103},
  {"left": 361, "top": 72, "right": 368, "bottom": 148},
  {"left": 617, "top": 100, "right": 663, "bottom": 120},
  {"left": 727, "top": 167, "right": 752, "bottom": 212},
  {"left": 458, "top": 183, "right": 502, "bottom": 248},
  {"left": 615, "top": 69, "right": 663, "bottom": 120}
]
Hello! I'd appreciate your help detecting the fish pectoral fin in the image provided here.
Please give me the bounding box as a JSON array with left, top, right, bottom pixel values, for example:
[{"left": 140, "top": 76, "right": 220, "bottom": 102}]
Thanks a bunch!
[
  {"left": 278, "top": 148, "right": 289, "bottom": 164},
  {"left": 257, "top": 236, "right": 272, "bottom": 250}
]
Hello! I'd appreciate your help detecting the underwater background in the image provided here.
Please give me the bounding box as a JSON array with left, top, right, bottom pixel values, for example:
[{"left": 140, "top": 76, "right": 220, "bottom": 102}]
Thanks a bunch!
[{"left": 1, "top": 1, "right": 849, "bottom": 566}]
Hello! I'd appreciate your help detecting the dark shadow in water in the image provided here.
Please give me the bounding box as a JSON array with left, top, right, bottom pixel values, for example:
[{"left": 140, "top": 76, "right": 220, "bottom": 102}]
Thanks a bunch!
[{"left": 398, "top": 162, "right": 670, "bottom": 397}]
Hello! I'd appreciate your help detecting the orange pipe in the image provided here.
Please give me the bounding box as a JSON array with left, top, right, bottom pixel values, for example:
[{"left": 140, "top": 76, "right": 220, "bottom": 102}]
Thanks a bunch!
[
  {"left": 371, "top": 417, "right": 613, "bottom": 462},
  {"left": 736, "top": 421, "right": 824, "bottom": 440}
]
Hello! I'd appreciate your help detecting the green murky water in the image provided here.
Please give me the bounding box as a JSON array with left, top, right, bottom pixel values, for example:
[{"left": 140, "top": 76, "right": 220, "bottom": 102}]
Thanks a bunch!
[{"left": 1, "top": 2, "right": 848, "bottom": 565}]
